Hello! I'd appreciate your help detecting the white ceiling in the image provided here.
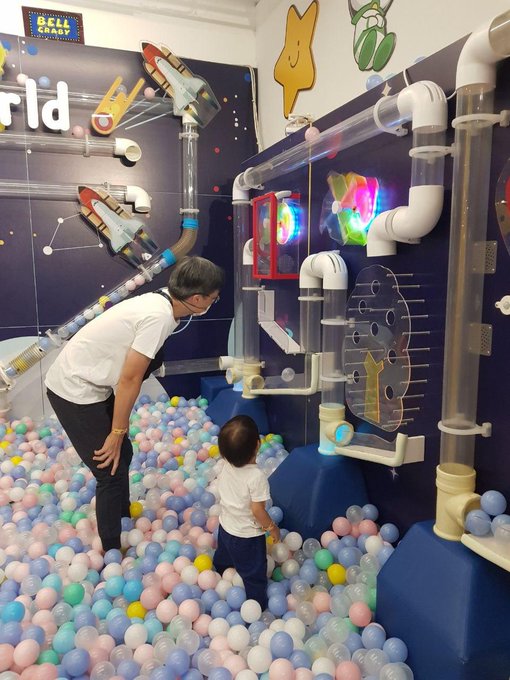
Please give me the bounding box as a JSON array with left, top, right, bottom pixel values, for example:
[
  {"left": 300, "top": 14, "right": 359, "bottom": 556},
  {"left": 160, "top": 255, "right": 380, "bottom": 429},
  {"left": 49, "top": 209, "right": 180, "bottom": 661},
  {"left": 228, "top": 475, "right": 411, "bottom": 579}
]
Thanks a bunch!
[{"left": 66, "top": 0, "right": 259, "bottom": 28}]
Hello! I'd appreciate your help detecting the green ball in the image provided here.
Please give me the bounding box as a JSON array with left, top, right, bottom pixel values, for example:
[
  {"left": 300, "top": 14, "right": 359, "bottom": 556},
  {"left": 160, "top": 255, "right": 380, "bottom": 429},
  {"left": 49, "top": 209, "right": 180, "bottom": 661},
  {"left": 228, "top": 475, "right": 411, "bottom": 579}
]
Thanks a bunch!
[
  {"left": 37, "top": 649, "right": 59, "bottom": 665},
  {"left": 129, "top": 426, "right": 141, "bottom": 437},
  {"left": 39, "top": 483, "right": 55, "bottom": 494},
  {"left": 272, "top": 434, "right": 283, "bottom": 443},
  {"left": 345, "top": 620, "right": 359, "bottom": 633},
  {"left": 59, "top": 511, "right": 73, "bottom": 523},
  {"left": 38, "top": 427, "right": 52, "bottom": 438},
  {"left": 198, "top": 398, "right": 208, "bottom": 408},
  {"left": 15, "top": 423, "right": 28, "bottom": 435},
  {"left": 259, "top": 442, "right": 271, "bottom": 453},
  {"left": 63, "top": 583, "right": 84, "bottom": 606},
  {"left": 272, "top": 567, "right": 284, "bottom": 582},
  {"left": 71, "top": 511, "right": 87, "bottom": 527},
  {"left": 131, "top": 472, "right": 143, "bottom": 483},
  {"left": 314, "top": 548, "right": 334, "bottom": 570}
]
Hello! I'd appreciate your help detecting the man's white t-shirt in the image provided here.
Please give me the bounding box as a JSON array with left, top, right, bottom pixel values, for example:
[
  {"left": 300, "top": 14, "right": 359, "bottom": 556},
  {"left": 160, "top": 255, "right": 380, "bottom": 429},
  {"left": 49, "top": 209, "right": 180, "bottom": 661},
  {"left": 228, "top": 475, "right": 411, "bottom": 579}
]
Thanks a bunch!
[
  {"left": 217, "top": 459, "right": 270, "bottom": 538},
  {"left": 45, "top": 292, "right": 177, "bottom": 404}
]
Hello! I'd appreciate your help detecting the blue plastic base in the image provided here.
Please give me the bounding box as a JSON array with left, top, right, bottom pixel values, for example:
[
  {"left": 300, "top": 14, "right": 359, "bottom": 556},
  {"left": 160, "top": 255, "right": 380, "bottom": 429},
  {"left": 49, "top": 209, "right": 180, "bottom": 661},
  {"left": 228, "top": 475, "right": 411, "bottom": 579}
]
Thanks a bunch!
[
  {"left": 376, "top": 521, "right": 510, "bottom": 680},
  {"left": 206, "top": 388, "right": 269, "bottom": 434},
  {"left": 269, "top": 444, "right": 368, "bottom": 539},
  {"left": 200, "top": 376, "right": 231, "bottom": 405}
]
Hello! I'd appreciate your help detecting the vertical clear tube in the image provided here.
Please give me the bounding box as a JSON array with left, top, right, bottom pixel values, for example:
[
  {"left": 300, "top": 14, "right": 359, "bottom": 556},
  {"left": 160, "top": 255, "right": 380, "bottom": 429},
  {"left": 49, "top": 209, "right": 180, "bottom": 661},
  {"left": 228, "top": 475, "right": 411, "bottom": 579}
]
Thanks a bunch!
[
  {"left": 410, "top": 130, "right": 446, "bottom": 187},
  {"left": 181, "top": 121, "right": 199, "bottom": 214},
  {"left": 440, "top": 88, "right": 495, "bottom": 469},
  {"left": 299, "top": 288, "right": 322, "bottom": 352},
  {"left": 232, "top": 203, "right": 251, "bottom": 363},
  {"left": 321, "top": 289, "right": 347, "bottom": 405},
  {"left": 242, "top": 272, "right": 260, "bottom": 364}
]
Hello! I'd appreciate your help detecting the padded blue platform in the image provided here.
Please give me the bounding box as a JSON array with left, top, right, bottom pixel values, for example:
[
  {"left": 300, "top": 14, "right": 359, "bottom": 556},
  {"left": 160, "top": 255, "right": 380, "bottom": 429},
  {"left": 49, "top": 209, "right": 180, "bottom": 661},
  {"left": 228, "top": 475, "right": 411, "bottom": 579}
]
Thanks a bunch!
[
  {"left": 376, "top": 521, "right": 510, "bottom": 680},
  {"left": 206, "top": 387, "right": 269, "bottom": 434},
  {"left": 269, "top": 444, "right": 368, "bottom": 538},
  {"left": 200, "top": 376, "right": 231, "bottom": 405}
]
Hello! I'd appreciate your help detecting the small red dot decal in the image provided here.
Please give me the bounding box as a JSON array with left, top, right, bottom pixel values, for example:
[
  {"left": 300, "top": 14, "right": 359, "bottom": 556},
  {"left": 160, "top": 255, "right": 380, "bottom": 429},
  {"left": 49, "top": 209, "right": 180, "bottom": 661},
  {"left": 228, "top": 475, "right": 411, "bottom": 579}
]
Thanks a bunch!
[
  {"left": 214, "top": 147, "right": 220, "bottom": 154},
  {"left": 213, "top": 185, "right": 220, "bottom": 193}
]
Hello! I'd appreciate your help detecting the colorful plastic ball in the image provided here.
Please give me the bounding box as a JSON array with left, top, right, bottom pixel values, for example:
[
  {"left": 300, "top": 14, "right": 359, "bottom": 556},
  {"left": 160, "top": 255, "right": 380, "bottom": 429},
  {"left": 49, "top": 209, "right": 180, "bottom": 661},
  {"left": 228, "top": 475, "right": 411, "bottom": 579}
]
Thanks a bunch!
[
  {"left": 240, "top": 599, "right": 262, "bottom": 624},
  {"left": 270, "top": 631, "right": 294, "bottom": 659},
  {"left": 130, "top": 501, "right": 143, "bottom": 518},
  {"left": 72, "top": 125, "right": 85, "bottom": 138},
  {"left": 361, "top": 623, "right": 386, "bottom": 650},
  {"left": 144, "top": 87, "right": 156, "bottom": 99},
  {"left": 327, "top": 563, "right": 346, "bottom": 586},
  {"left": 38, "top": 75, "right": 51, "bottom": 88},
  {"left": 247, "top": 645, "right": 272, "bottom": 674},
  {"left": 465, "top": 509, "right": 492, "bottom": 536},
  {"left": 480, "top": 490, "right": 507, "bottom": 517},
  {"left": 126, "top": 601, "right": 146, "bottom": 619},
  {"left": 194, "top": 554, "right": 213, "bottom": 572},
  {"left": 383, "top": 637, "right": 408, "bottom": 663},
  {"left": 379, "top": 523, "right": 399, "bottom": 544},
  {"left": 314, "top": 548, "right": 334, "bottom": 570},
  {"left": 63, "top": 583, "right": 84, "bottom": 605},
  {"left": 62, "top": 648, "right": 90, "bottom": 677},
  {"left": 1, "top": 601, "right": 25, "bottom": 622},
  {"left": 366, "top": 74, "right": 383, "bottom": 90}
]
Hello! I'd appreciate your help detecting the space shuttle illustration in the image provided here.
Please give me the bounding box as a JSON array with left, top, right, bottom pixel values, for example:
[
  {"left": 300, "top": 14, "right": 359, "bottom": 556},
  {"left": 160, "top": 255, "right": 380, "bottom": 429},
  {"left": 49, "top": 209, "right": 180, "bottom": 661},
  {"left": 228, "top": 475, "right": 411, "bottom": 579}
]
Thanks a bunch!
[
  {"left": 140, "top": 41, "right": 220, "bottom": 127},
  {"left": 78, "top": 186, "right": 158, "bottom": 267}
]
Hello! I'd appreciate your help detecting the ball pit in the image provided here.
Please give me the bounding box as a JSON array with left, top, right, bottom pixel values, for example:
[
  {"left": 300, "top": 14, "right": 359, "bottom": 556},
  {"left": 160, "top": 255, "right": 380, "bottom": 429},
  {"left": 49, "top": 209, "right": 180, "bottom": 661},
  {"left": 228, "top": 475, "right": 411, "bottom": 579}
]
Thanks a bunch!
[{"left": 0, "top": 396, "right": 412, "bottom": 679}]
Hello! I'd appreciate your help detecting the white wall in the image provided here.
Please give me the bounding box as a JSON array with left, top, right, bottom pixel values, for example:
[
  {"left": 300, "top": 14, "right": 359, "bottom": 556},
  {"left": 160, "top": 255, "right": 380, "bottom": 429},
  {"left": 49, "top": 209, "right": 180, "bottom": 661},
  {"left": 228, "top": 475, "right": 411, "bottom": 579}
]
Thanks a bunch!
[
  {"left": 1, "top": 0, "right": 256, "bottom": 66},
  {"left": 255, "top": 0, "right": 510, "bottom": 148}
]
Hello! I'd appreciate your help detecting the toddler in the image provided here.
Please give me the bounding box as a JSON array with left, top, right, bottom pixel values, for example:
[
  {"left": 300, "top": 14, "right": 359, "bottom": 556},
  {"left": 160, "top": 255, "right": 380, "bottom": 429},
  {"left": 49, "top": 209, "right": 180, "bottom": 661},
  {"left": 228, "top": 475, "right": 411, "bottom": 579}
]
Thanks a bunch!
[{"left": 213, "top": 415, "right": 280, "bottom": 610}]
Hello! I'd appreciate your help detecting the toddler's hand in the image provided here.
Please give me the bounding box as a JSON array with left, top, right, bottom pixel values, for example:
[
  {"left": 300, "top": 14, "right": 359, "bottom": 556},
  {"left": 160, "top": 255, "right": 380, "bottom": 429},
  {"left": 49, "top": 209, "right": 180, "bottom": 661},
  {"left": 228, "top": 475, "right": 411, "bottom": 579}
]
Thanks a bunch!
[{"left": 270, "top": 525, "right": 280, "bottom": 543}]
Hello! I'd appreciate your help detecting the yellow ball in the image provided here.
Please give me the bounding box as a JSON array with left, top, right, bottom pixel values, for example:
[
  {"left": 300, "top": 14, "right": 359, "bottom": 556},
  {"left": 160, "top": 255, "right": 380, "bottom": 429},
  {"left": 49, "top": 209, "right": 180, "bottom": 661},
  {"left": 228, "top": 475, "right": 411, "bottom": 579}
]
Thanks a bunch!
[
  {"left": 127, "top": 601, "right": 146, "bottom": 619},
  {"left": 265, "top": 434, "right": 274, "bottom": 442},
  {"left": 176, "top": 456, "right": 184, "bottom": 467},
  {"left": 0, "top": 441, "right": 10, "bottom": 450},
  {"left": 174, "top": 437, "right": 184, "bottom": 445},
  {"left": 327, "top": 563, "right": 346, "bottom": 585},
  {"left": 5, "top": 428, "right": 13, "bottom": 434},
  {"left": 266, "top": 535, "right": 274, "bottom": 546},
  {"left": 194, "top": 554, "right": 213, "bottom": 572},
  {"left": 129, "top": 501, "right": 143, "bottom": 519},
  {"left": 208, "top": 445, "right": 219, "bottom": 458},
  {"left": 170, "top": 396, "right": 180, "bottom": 407},
  {"left": 10, "top": 456, "right": 23, "bottom": 465}
]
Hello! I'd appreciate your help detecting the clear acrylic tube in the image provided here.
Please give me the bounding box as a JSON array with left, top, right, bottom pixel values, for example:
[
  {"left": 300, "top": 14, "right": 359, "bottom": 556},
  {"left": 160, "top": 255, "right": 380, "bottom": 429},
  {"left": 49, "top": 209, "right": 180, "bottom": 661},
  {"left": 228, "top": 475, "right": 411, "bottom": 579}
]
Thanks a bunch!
[
  {"left": 233, "top": 203, "right": 251, "bottom": 362},
  {"left": 242, "top": 265, "right": 260, "bottom": 365},
  {"left": 0, "top": 180, "right": 126, "bottom": 202},
  {"left": 242, "top": 94, "right": 409, "bottom": 187},
  {"left": 321, "top": 289, "right": 347, "bottom": 405},
  {"left": 299, "top": 288, "right": 322, "bottom": 353},
  {"left": 159, "top": 357, "right": 220, "bottom": 376},
  {"left": 0, "top": 133, "right": 141, "bottom": 162},
  {"left": 181, "top": 121, "right": 199, "bottom": 214},
  {"left": 410, "top": 130, "right": 446, "bottom": 187}
]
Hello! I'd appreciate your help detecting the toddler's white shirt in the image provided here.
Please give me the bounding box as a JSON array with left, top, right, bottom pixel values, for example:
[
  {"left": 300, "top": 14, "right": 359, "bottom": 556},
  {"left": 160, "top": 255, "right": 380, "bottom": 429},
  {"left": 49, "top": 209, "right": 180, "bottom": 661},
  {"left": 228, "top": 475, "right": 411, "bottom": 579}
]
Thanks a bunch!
[{"left": 217, "top": 459, "right": 270, "bottom": 538}]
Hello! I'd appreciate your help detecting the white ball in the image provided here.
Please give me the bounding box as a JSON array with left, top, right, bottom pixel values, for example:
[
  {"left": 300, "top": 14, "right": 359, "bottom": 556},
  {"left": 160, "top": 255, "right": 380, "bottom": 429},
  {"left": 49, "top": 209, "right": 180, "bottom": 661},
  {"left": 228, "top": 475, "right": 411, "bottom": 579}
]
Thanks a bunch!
[
  {"left": 247, "top": 645, "right": 272, "bottom": 673},
  {"left": 232, "top": 572, "right": 244, "bottom": 587},
  {"left": 125, "top": 623, "right": 148, "bottom": 649},
  {"left": 181, "top": 565, "right": 199, "bottom": 585},
  {"left": 269, "top": 620, "right": 286, "bottom": 632},
  {"left": 215, "top": 579, "right": 232, "bottom": 599},
  {"left": 102, "top": 563, "right": 123, "bottom": 579},
  {"left": 258, "top": 629, "right": 274, "bottom": 649},
  {"left": 240, "top": 600, "right": 262, "bottom": 624},
  {"left": 55, "top": 547, "right": 75, "bottom": 565},
  {"left": 128, "top": 529, "right": 144, "bottom": 546},
  {"left": 227, "top": 624, "right": 250, "bottom": 651},
  {"left": 284, "top": 532, "right": 303, "bottom": 551},
  {"left": 236, "top": 671, "right": 258, "bottom": 680},
  {"left": 222, "top": 568, "right": 236, "bottom": 582},
  {"left": 312, "top": 657, "right": 336, "bottom": 676},
  {"left": 284, "top": 618, "right": 306, "bottom": 640},
  {"left": 208, "top": 618, "right": 230, "bottom": 638},
  {"left": 68, "top": 563, "right": 88, "bottom": 583},
  {"left": 365, "top": 535, "right": 384, "bottom": 555}
]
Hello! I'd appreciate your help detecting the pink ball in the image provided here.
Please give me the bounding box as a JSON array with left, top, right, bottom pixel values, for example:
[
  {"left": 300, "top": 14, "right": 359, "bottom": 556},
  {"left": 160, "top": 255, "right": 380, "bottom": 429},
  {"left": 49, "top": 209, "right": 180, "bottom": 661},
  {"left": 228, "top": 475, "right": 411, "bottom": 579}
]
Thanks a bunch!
[
  {"left": 348, "top": 601, "right": 372, "bottom": 627},
  {"left": 33, "top": 663, "right": 58, "bottom": 680},
  {"left": 156, "top": 599, "right": 178, "bottom": 624},
  {"left": 88, "top": 646, "right": 108, "bottom": 669},
  {"left": 223, "top": 652, "right": 247, "bottom": 675},
  {"left": 72, "top": 125, "right": 85, "bottom": 138},
  {"left": 287, "top": 594, "right": 297, "bottom": 611},
  {"left": 358, "top": 519, "right": 378, "bottom": 536},
  {"left": 179, "top": 599, "right": 200, "bottom": 621},
  {"left": 335, "top": 660, "right": 362, "bottom": 680},
  {"left": 332, "top": 517, "right": 352, "bottom": 536},
  {"left": 313, "top": 592, "right": 330, "bottom": 613},
  {"left": 350, "top": 524, "right": 360, "bottom": 538},
  {"left": 295, "top": 670, "right": 314, "bottom": 680},
  {"left": 13, "top": 639, "right": 40, "bottom": 668},
  {"left": 155, "top": 563, "right": 174, "bottom": 578},
  {"left": 197, "top": 570, "right": 218, "bottom": 591},
  {"left": 35, "top": 588, "right": 58, "bottom": 610},
  {"left": 210, "top": 635, "right": 229, "bottom": 651},
  {"left": 207, "top": 516, "right": 219, "bottom": 533},
  {"left": 0, "top": 644, "right": 14, "bottom": 671},
  {"left": 196, "top": 533, "right": 214, "bottom": 549},
  {"left": 134, "top": 643, "right": 154, "bottom": 664},
  {"left": 140, "top": 587, "right": 163, "bottom": 610},
  {"left": 304, "top": 126, "right": 320, "bottom": 142},
  {"left": 269, "top": 658, "right": 295, "bottom": 680},
  {"left": 97, "top": 635, "right": 116, "bottom": 654},
  {"left": 173, "top": 556, "right": 191, "bottom": 573},
  {"left": 162, "top": 572, "right": 181, "bottom": 595},
  {"left": 320, "top": 530, "right": 337, "bottom": 547},
  {"left": 193, "top": 614, "right": 211, "bottom": 636}
]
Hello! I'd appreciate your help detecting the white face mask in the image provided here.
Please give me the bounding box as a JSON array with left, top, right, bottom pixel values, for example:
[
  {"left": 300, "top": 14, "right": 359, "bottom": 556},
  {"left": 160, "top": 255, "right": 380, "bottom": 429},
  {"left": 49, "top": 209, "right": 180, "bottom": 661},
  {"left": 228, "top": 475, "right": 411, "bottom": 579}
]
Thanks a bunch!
[{"left": 192, "top": 304, "right": 211, "bottom": 317}]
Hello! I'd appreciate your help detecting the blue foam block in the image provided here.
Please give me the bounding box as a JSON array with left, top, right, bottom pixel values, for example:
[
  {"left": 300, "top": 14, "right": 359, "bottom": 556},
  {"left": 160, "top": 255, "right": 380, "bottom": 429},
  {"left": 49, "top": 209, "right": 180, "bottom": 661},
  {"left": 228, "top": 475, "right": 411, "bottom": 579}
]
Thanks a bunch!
[
  {"left": 200, "top": 376, "right": 231, "bottom": 405},
  {"left": 269, "top": 444, "right": 368, "bottom": 538},
  {"left": 376, "top": 521, "right": 510, "bottom": 680},
  {"left": 206, "top": 388, "right": 269, "bottom": 433}
]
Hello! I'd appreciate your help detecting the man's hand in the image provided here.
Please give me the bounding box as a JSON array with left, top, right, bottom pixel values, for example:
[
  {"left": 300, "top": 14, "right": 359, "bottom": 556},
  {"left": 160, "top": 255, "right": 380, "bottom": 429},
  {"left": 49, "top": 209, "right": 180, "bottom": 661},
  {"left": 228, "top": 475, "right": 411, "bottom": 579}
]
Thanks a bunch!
[{"left": 93, "top": 432, "right": 124, "bottom": 475}]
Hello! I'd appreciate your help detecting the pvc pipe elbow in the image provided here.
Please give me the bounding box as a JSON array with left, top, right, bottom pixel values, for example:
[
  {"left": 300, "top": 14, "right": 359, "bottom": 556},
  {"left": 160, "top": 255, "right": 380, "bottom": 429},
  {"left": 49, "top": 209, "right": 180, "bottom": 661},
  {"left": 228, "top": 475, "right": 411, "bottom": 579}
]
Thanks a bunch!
[
  {"left": 125, "top": 185, "right": 151, "bottom": 213},
  {"left": 233, "top": 172, "right": 250, "bottom": 201},
  {"left": 114, "top": 138, "right": 142, "bottom": 163},
  {"left": 366, "top": 212, "right": 398, "bottom": 257},
  {"left": 456, "top": 19, "right": 498, "bottom": 90},
  {"left": 219, "top": 356, "right": 234, "bottom": 370},
  {"left": 396, "top": 81, "right": 447, "bottom": 131},
  {"left": 299, "top": 251, "right": 348, "bottom": 290},
  {"left": 243, "top": 239, "right": 254, "bottom": 266}
]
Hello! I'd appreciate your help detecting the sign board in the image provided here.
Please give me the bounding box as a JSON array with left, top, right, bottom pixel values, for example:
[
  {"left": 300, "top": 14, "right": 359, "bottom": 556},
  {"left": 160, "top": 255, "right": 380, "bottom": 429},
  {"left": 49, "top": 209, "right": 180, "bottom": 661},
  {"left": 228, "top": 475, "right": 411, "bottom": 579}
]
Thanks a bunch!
[{"left": 22, "top": 6, "right": 85, "bottom": 43}]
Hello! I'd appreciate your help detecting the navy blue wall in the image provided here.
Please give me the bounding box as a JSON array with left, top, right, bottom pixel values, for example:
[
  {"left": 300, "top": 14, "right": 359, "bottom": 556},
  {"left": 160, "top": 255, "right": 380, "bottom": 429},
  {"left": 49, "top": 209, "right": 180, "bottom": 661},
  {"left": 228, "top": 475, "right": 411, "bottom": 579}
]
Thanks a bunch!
[{"left": 242, "top": 37, "right": 510, "bottom": 531}]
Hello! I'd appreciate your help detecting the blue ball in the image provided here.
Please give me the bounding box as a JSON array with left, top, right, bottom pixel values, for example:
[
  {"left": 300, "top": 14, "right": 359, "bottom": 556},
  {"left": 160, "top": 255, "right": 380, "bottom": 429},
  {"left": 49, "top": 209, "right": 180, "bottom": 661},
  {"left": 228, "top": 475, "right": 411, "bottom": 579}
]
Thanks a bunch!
[
  {"left": 226, "top": 611, "right": 244, "bottom": 627},
  {"left": 290, "top": 649, "right": 312, "bottom": 669},
  {"left": 383, "top": 636, "right": 408, "bottom": 662},
  {"left": 52, "top": 628, "right": 76, "bottom": 655},
  {"left": 379, "top": 523, "right": 399, "bottom": 544},
  {"left": 377, "top": 545, "right": 395, "bottom": 566},
  {"left": 268, "top": 594, "right": 287, "bottom": 617},
  {"left": 270, "top": 631, "right": 294, "bottom": 659},
  {"left": 226, "top": 586, "right": 246, "bottom": 610},
  {"left": 123, "top": 580, "right": 143, "bottom": 603},
  {"left": 465, "top": 509, "right": 492, "bottom": 536},
  {"left": 366, "top": 74, "right": 383, "bottom": 90},
  {"left": 211, "top": 600, "right": 231, "bottom": 619},
  {"left": 104, "top": 549, "right": 123, "bottom": 564},
  {"left": 172, "top": 583, "right": 193, "bottom": 606},
  {"left": 314, "top": 675, "right": 334, "bottom": 680},
  {"left": 337, "top": 547, "right": 362, "bottom": 568},
  {"left": 182, "top": 670, "right": 202, "bottom": 680},
  {"left": 201, "top": 589, "right": 219, "bottom": 613},
  {"left": 150, "top": 666, "right": 177, "bottom": 680},
  {"left": 481, "top": 490, "right": 507, "bottom": 517},
  {"left": 361, "top": 623, "right": 387, "bottom": 649},
  {"left": 299, "top": 560, "right": 318, "bottom": 585},
  {"left": 117, "top": 660, "right": 141, "bottom": 680},
  {"left": 492, "top": 514, "right": 510, "bottom": 533},
  {"left": 208, "top": 668, "right": 232, "bottom": 680},
  {"left": 362, "top": 504, "right": 379, "bottom": 521},
  {"left": 345, "top": 631, "right": 364, "bottom": 653},
  {"left": 1, "top": 601, "right": 25, "bottom": 623},
  {"left": 166, "top": 648, "right": 190, "bottom": 675},
  {"left": 268, "top": 506, "right": 283, "bottom": 524}
]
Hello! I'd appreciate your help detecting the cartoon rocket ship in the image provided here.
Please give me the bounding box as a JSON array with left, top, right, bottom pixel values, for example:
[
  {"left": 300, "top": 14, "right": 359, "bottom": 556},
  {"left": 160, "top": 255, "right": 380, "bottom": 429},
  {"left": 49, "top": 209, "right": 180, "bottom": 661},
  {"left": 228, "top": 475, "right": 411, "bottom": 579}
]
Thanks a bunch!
[
  {"left": 78, "top": 186, "right": 158, "bottom": 267},
  {"left": 140, "top": 41, "right": 220, "bottom": 127}
]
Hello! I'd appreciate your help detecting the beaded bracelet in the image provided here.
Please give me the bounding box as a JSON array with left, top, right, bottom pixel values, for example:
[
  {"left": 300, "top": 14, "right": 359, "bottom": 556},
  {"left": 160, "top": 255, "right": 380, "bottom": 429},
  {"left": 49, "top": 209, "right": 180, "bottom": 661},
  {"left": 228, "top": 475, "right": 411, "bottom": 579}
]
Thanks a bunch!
[
  {"left": 262, "top": 521, "right": 276, "bottom": 532},
  {"left": 111, "top": 427, "right": 128, "bottom": 436}
]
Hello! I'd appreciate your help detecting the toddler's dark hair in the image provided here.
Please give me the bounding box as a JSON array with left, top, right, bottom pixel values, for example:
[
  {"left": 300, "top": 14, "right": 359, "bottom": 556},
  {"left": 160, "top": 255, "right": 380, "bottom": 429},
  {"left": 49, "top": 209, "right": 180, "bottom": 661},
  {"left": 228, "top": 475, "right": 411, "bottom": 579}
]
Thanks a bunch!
[{"left": 218, "top": 415, "right": 260, "bottom": 467}]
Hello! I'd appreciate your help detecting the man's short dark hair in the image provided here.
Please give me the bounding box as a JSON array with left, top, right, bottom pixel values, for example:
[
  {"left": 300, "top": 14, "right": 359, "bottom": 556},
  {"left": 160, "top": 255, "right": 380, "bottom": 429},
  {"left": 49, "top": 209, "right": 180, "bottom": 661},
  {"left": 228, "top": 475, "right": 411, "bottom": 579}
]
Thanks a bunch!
[
  {"left": 168, "top": 256, "right": 224, "bottom": 301},
  {"left": 218, "top": 415, "right": 260, "bottom": 467}
]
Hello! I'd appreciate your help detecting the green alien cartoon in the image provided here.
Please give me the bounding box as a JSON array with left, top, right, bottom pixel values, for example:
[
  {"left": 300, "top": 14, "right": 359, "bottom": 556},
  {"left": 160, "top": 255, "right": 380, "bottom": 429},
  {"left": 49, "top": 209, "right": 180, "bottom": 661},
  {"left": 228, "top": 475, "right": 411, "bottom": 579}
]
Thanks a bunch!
[{"left": 349, "top": 0, "right": 396, "bottom": 72}]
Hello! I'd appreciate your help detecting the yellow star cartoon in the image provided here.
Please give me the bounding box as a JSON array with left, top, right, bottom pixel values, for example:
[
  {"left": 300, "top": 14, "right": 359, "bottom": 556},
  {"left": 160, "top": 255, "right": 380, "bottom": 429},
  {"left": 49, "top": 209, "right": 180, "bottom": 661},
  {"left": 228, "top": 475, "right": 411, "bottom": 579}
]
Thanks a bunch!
[{"left": 274, "top": 1, "right": 319, "bottom": 118}]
